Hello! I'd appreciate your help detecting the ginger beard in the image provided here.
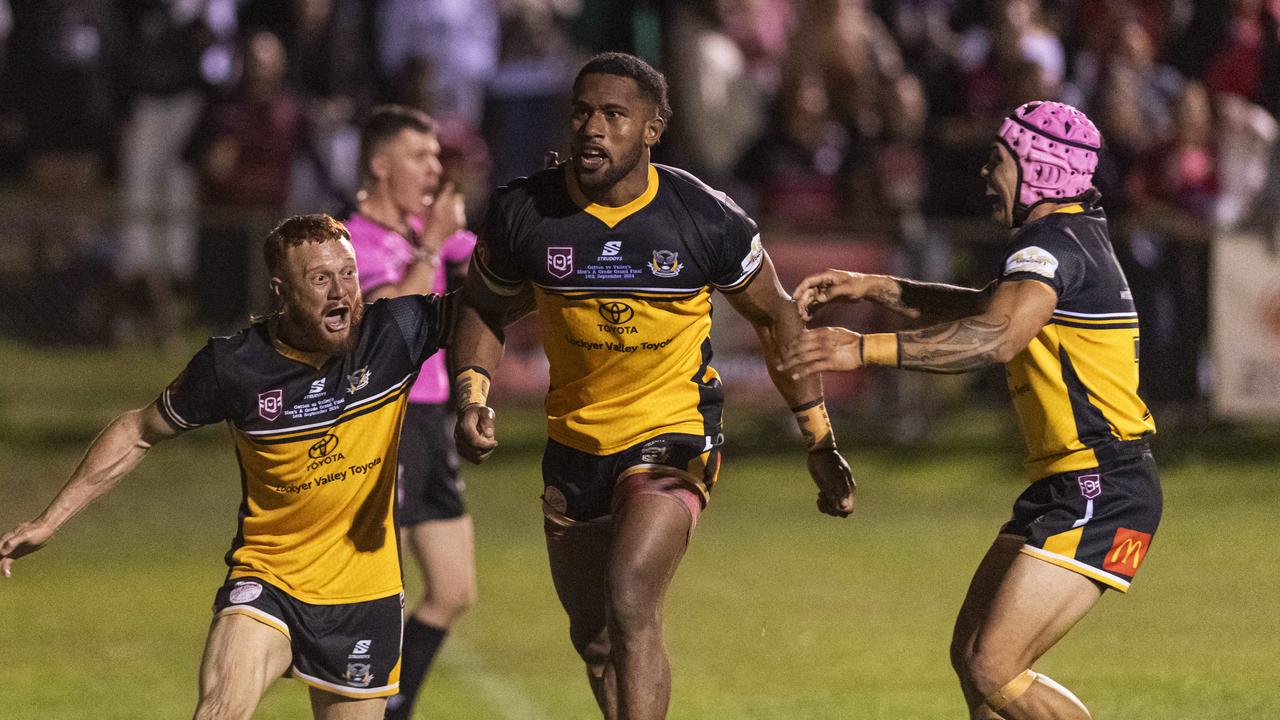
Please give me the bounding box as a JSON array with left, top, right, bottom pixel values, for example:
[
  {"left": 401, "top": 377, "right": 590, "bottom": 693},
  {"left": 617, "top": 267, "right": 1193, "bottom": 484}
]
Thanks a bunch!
[{"left": 275, "top": 239, "right": 366, "bottom": 356}]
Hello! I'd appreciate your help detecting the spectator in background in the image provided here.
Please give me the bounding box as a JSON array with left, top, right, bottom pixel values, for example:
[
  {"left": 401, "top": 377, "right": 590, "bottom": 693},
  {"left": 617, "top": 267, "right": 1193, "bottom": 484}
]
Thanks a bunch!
[
  {"left": 736, "top": 67, "right": 850, "bottom": 229},
  {"left": 185, "top": 30, "right": 307, "bottom": 329},
  {"left": 375, "top": 0, "right": 500, "bottom": 130},
  {"left": 241, "top": 0, "right": 373, "bottom": 212},
  {"left": 668, "top": 0, "right": 791, "bottom": 186},
  {"left": 115, "top": 0, "right": 210, "bottom": 344},
  {"left": 0, "top": 0, "right": 124, "bottom": 343},
  {"left": 1202, "top": 0, "right": 1279, "bottom": 109},
  {"left": 792, "top": 0, "right": 902, "bottom": 144},
  {"left": 484, "top": 0, "right": 579, "bottom": 191},
  {"left": 1127, "top": 80, "right": 1218, "bottom": 409}
]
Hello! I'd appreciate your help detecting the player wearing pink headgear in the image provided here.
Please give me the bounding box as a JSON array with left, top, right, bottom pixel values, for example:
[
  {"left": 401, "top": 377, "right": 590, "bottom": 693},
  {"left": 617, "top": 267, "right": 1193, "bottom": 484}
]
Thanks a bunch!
[{"left": 783, "top": 100, "right": 1162, "bottom": 719}]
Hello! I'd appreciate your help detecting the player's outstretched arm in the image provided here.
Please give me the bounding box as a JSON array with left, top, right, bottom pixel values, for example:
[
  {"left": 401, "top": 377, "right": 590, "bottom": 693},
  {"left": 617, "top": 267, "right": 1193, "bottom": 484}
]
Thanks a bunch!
[
  {"left": 0, "top": 402, "right": 180, "bottom": 578},
  {"left": 780, "top": 279, "right": 1056, "bottom": 377},
  {"left": 794, "top": 269, "right": 994, "bottom": 325},
  {"left": 723, "top": 253, "right": 855, "bottom": 518},
  {"left": 449, "top": 271, "right": 534, "bottom": 464}
]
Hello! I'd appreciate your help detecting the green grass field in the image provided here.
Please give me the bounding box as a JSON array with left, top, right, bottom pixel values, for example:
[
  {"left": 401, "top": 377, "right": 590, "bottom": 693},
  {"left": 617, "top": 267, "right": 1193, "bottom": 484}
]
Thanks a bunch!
[{"left": 2, "top": 341, "right": 1278, "bottom": 719}]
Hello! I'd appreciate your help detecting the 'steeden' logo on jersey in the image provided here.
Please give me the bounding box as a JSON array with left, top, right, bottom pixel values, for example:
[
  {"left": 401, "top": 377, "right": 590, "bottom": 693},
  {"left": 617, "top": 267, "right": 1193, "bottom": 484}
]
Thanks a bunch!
[
  {"left": 349, "top": 640, "right": 372, "bottom": 657},
  {"left": 547, "top": 246, "right": 574, "bottom": 278},
  {"left": 1103, "top": 528, "right": 1152, "bottom": 575},
  {"left": 258, "top": 390, "right": 284, "bottom": 421},
  {"left": 598, "top": 301, "right": 634, "bottom": 325},
  {"left": 344, "top": 663, "right": 373, "bottom": 688},
  {"left": 229, "top": 581, "right": 263, "bottom": 604},
  {"left": 602, "top": 240, "right": 622, "bottom": 257},
  {"left": 1077, "top": 474, "right": 1102, "bottom": 500},
  {"left": 1003, "top": 246, "right": 1058, "bottom": 280},
  {"left": 305, "top": 378, "right": 326, "bottom": 398},
  {"left": 309, "top": 434, "right": 340, "bottom": 459},
  {"left": 347, "top": 367, "right": 370, "bottom": 395},
  {"left": 649, "top": 250, "right": 683, "bottom": 278}
]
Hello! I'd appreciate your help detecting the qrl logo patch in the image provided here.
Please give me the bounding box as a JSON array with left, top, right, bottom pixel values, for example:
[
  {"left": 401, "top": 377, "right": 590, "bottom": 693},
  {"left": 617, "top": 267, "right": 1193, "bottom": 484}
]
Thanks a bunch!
[
  {"left": 547, "top": 247, "right": 574, "bottom": 279},
  {"left": 1077, "top": 474, "right": 1102, "bottom": 499},
  {"left": 258, "top": 390, "right": 283, "bottom": 421},
  {"left": 1103, "top": 528, "right": 1152, "bottom": 576}
]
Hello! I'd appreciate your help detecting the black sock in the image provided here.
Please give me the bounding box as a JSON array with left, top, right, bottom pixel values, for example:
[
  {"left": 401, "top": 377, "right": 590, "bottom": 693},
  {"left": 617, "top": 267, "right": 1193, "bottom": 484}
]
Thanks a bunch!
[{"left": 385, "top": 619, "right": 448, "bottom": 720}]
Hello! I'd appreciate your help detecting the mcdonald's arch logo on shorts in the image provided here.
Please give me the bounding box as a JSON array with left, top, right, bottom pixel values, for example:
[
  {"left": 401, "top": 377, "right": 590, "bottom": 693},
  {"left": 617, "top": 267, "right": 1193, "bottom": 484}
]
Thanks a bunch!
[{"left": 1103, "top": 528, "right": 1152, "bottom": 575}]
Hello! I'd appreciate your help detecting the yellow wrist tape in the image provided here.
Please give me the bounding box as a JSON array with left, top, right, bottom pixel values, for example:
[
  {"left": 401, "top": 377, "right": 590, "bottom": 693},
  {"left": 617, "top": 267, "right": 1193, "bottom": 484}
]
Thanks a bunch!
[
  {"left": 986, "top": 669, "right": 1038, "bottom": 712},
  {"left": 861, "top": 333, "right": 900, "bottom": 367},
  {"left": 454, "top": 367, "right": 491, "bottom": 408},
  {"left": 792, "top": 400, "right": 835, "bottom": 451}
]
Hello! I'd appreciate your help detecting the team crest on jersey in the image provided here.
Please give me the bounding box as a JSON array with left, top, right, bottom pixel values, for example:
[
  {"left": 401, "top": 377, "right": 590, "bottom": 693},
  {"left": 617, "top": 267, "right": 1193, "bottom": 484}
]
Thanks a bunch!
[
  {"left": 640, "top": 439, "right": 670, "bottom": 464},
  {"left": 547, "top": 246, "right": 574, "bottom": 278},
  {"left": 649, "top": 250, "right": 683, "bottom": 278},
  {"left": 258, "top": 390, "right": 284, "bottom": 421},
  {"left": 347, "top": 367, "right": 370, "bottom": 394},
  {"left": 344, "top": 663, "right": 373, "bottom": 688}
]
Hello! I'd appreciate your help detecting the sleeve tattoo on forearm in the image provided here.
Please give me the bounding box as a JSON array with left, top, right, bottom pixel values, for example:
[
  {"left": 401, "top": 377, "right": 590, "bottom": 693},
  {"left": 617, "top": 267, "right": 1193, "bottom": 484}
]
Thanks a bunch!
[{"left": 898, "top": 317, "right": 1009, "bottom": 373}]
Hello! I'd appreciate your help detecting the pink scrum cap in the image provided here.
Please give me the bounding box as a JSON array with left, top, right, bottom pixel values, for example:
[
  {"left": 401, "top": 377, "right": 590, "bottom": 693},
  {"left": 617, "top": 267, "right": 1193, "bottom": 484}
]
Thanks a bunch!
[{"left": 997, "top": 101, "right": 1102, "bottom": 218}]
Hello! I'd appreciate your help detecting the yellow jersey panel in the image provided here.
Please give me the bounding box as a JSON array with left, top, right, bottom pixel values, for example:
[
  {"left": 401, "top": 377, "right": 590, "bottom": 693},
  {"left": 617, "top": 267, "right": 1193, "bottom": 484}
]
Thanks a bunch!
[
  {"left": 473, "top": 164, "right": 763, "bottom": 455},
  {"left": 158, "top": 295, "right": 452, "bottom": 603},
  {"left": 1000, "top": 206, "right": 1155, "bottom": 479}
]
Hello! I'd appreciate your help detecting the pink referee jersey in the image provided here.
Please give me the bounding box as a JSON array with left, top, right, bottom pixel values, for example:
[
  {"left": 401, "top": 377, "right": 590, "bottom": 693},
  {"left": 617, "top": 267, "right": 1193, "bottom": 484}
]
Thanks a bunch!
[{"left": 346, "top": 212, "right": 476, "bottom": 404}]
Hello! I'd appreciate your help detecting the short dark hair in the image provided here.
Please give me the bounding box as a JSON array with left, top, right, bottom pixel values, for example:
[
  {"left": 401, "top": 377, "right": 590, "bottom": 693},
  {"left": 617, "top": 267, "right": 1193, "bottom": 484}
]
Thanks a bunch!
[
  {"left": 358, "top": 104, "right": 436, "bottom": 184},
  {"left": 263, "top": 214, "right": 351, "bottom": 276},
  {"left": 573, "top": 52, "right": 672, "bottom": 123}
]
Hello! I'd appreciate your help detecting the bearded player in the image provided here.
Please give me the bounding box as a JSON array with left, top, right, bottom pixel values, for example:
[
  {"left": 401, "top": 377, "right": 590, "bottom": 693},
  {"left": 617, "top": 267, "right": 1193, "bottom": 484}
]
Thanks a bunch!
[
  {"left": 783, "top": 101, "right": 1162, "bottom": 719},
  {"left": 1, "top": 215, "right": 453, "bottom": 720},
  {"left": 451, "top": 53, "right": 855, "bottom": 720}
]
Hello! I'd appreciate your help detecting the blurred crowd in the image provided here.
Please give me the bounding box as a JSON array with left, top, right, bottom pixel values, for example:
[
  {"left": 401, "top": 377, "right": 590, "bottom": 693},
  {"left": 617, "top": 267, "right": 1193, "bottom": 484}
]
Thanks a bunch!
[{"left": 1, "top": 0, "right": 1278, "bottom": 409}]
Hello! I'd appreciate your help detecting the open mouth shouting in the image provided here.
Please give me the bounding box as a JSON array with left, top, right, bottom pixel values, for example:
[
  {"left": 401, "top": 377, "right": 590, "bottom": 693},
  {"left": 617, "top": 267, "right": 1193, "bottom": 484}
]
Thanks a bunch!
[
  {"left": 575, "top": 143, "right": 610, "bottom": 173},
  {"left": 323, "top": 305, "right": 351, "bottom": 333}
]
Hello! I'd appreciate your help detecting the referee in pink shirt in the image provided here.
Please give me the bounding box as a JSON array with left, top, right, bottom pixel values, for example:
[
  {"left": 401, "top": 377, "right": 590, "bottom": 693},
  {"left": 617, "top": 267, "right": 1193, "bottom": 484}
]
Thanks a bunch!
[{"left": 345, "top": 105, "right": 475, "bottom": 720}]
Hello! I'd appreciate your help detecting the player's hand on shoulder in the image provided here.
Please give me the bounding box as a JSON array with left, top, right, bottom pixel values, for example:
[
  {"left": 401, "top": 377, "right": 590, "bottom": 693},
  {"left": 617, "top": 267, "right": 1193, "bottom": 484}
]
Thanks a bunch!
[
  {"left": 454, "top": 403, "right": 498, "bottom": 464},
  {"left": 423, "top": 182, "right": 467, "bottom": 253},
  {"left": 0, "top": 520, "right": 54, "bottom": 578},
  {"left": 807, "top": 447, "right": 856, "bottom": 518},
  {"left": 779, "top": 327, "right": 864, "bottom": 379},
  {"left": 793, "top": 270, "right": 884, "bottom": 321}
]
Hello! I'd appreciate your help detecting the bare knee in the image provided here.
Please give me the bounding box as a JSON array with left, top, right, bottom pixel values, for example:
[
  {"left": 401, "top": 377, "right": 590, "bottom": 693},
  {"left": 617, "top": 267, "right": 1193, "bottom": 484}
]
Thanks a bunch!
[
  {"left": 962, "top": 644, "right": 1025, "bottom": 697},
  {"left": 193, "top": 688, "right": 256, "bottom": 720},
  {"left": 607, "top": 577, "right": 660, "bottom": 639},
  {"left": 417, "top": 582, "right": 476, "bottom": 626},
  {"left": 572, "top": 625, "right": 611, "bottom": 670}
]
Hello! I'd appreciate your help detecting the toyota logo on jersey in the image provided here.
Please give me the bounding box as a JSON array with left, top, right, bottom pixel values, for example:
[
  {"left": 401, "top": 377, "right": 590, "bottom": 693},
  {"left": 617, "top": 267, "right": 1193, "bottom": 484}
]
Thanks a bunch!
[{"left": 599, "top": 301, "right": 634, "bottom": 325}]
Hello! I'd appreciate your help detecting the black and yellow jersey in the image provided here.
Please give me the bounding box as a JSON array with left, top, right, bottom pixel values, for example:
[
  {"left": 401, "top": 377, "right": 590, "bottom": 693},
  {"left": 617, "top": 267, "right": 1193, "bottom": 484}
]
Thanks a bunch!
[
  {"left": 1001, "top": 204, "right": 1156, "bottom": 479},
  {"left": 472, "top": 163, "right": 764, "bottom": 455},
  {"left": 157, "top": 296, "right": 451, "bottom": 604}
]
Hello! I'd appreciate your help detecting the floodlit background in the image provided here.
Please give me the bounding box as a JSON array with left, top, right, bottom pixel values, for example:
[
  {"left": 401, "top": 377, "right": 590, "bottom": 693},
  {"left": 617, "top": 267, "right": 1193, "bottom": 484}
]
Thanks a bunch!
[{"left": 1, "top": 1, "right": 1278, "bottom": 718}]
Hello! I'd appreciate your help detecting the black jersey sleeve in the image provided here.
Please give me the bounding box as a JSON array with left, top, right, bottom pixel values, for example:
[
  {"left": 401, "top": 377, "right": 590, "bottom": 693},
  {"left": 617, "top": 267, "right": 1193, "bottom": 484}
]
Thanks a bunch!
[
  {"left": 710, "top": 195, "right": 765, "bottom": 293},
  {"left": 1000, "top": 223, "right": 1087, "bottom": 302},
  {"left": 387, "top": 293, "right": 454, "bottom": 367},
  {"left": 157, "top": 343, "right": 228, "bottom": 431},
  {"left": 470, "top": 188, "right": 528, "bottom": 297}
]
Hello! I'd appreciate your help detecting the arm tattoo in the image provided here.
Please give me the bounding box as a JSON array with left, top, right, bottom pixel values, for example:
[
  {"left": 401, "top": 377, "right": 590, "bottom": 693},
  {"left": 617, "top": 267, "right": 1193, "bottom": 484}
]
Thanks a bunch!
[
  {"left": 899, "top": 317, "right": 1009, "bottom": 374},
  {"left": 894, "top": 279, "right": 996, "bottom": 325}
]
